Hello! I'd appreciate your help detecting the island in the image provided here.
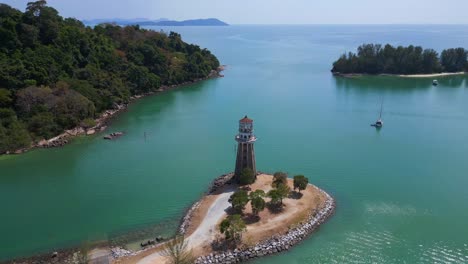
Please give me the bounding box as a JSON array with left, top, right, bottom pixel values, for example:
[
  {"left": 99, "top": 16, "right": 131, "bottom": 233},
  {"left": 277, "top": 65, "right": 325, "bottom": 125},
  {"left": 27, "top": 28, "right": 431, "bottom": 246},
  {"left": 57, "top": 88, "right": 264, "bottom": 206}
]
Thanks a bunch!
[
  {"left": 0, "top": 1, "right": 222, "bottom": 155},
  {"left": 331, "top": 44, "right": 468, "bottom": 77}
]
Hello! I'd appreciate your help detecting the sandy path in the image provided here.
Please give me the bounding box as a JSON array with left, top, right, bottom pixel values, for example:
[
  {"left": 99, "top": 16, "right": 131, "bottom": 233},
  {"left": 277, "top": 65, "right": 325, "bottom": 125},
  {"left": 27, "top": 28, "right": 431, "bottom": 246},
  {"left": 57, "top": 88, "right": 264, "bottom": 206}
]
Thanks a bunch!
[
  {"left": 186, "top": 190, "right": 234, "bottom": 248},
  {"left": 135, "top": 190, "right": 234, "bottom": 264}
]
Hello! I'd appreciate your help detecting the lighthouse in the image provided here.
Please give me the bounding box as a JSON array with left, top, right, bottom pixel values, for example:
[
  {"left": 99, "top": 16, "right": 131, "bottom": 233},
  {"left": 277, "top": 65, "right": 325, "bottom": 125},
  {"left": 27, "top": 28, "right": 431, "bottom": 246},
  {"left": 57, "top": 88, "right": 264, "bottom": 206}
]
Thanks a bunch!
[{"left": 234, "top": 115, "right": 257, "bottom": 182}]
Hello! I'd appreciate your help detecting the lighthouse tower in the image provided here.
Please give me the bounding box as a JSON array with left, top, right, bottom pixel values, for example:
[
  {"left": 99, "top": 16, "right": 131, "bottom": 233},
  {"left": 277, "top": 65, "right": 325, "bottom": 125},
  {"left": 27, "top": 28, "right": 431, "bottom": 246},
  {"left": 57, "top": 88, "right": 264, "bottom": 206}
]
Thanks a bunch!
[{"left": 234, "top": 115, "right": 257, "bottom": 182}]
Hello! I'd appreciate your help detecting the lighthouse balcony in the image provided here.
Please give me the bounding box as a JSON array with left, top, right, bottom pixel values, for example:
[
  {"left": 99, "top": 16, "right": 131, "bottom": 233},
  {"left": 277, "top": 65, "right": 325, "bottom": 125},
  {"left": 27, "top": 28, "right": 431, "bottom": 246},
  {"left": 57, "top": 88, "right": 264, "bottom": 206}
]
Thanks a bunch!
[{"left": 235, "top": 135, "right": 257, "bottom": 143}]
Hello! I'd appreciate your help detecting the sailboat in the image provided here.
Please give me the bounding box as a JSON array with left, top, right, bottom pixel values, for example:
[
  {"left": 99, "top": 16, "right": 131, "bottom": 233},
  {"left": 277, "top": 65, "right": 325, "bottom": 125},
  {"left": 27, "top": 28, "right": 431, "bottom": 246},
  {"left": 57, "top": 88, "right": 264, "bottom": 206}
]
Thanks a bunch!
[{"left": 371, "top": 100, "right": 384, "bottom": 128}]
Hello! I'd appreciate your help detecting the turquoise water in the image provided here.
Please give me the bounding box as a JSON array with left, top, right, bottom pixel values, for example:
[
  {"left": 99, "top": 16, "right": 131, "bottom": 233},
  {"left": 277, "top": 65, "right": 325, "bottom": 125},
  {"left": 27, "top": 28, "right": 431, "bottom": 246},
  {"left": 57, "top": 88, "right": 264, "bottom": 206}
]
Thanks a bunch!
[{"left": 1, "top": 25, "right": 468, "bottom": 262}]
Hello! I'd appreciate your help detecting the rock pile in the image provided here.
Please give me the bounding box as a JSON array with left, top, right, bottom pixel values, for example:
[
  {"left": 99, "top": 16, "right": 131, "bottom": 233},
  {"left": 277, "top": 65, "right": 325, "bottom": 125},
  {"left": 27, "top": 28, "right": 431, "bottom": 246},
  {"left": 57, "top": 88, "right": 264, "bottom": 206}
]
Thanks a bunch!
[
  {"left": 208, "top": 172, "right": 235, "bottom": 193},
  {"left": 110, "top": 247, "right": 134, "bottom": 259},
  {"left": 103, "top": 132, "right": 124, "bottom": 140},
  {"left": 179, "top": 200, "right": 201, "bottom": 234},
  {"left": 195, "top": 192, "right": 336, "bottom": 264}
]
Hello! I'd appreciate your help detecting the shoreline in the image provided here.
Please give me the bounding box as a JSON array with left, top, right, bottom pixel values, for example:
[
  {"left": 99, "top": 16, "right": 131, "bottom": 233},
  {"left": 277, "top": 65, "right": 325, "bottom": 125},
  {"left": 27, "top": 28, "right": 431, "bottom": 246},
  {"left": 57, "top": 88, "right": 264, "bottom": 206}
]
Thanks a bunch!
[
  {"left": 2, "top": 66, "right": 225, "bottom": 156},
  {"left": 116, "top": 173, "right": 335, "bottom": 264},
  {"left": 193, "top": 176, "right": 335, "bottom": 264},
  {"left": 332, "top": 71, "right": 466, "bottom": 78},
  {"left": 2, "top": 172, "right": 335, "bottom": 264}
]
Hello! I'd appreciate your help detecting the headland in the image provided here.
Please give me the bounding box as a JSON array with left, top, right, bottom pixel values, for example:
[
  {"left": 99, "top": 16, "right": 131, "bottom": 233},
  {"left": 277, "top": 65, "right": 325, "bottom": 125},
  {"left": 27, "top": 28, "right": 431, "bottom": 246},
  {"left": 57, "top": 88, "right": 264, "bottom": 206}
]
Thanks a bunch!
[{"left": 114, "top": 173, "right": 335, "bottom": 264}]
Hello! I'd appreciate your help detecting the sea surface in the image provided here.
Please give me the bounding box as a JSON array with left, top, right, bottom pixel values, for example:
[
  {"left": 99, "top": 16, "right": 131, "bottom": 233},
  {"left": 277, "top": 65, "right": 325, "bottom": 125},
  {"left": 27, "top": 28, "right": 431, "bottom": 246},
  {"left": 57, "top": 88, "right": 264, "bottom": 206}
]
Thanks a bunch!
[{"left": 1, "top": 25, "right": 468, "bottom": 263}]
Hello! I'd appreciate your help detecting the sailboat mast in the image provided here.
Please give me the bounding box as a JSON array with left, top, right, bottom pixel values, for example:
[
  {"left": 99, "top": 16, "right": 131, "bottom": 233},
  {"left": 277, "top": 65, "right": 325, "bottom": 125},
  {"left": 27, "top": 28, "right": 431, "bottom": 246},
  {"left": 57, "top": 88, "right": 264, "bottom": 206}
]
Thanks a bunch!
[
  {"left": 379, "top": 98, "right": 383, "bottom": 119},
  {"left": 379, "top": 102, "right": 383, "bottom": 118}
]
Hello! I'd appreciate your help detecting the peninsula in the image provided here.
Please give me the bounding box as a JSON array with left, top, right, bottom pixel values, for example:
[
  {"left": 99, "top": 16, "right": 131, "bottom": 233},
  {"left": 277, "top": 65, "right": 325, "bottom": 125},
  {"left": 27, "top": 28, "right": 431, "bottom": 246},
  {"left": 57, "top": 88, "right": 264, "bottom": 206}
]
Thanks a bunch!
[
  {"left": 0, "top": 1, "right": 221, "bottom": 155},
  {"left": 331, "top": 43, "right": 468, "bottom": 76},
  {"left": 113, "top": 116, "right": 335, "bottom": 264},
  {"left": 4, "top": 116, "right": 335, "bottom": 264}
]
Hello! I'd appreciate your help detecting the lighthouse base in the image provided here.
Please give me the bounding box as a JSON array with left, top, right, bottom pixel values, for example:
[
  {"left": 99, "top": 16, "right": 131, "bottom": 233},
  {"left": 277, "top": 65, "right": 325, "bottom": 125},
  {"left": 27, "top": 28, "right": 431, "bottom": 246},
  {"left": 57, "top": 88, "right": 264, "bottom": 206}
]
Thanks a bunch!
[{"left": 234, "top": 142, "right": 256, "bottom": 182}]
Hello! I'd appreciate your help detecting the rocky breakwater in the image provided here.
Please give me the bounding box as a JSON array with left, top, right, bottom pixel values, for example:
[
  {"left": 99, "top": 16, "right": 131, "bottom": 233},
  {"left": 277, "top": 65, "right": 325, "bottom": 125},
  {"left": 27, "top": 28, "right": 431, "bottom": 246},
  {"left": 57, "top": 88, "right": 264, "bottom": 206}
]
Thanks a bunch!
[{"left": 195, "top": 190, "right": 336, "bottom": 264}]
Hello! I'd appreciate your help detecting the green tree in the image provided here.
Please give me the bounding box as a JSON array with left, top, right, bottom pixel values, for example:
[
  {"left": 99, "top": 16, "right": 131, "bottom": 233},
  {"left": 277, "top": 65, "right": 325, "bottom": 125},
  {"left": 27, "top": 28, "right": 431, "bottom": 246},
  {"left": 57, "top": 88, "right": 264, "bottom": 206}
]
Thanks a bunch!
[
  {"left": 272, "top": 171, "right": 288, "bottom": 188},
  {"left": 162, "top": 236, "right": 194, "bottom": 264},
  {"left": 229, "top": 190, "right": 249, "bottom": 213},
  {"left": 250, "top": 196, "right": 266, "bottom": 216},
  {"left": 268, "top": 183, "right": 290, "bottom": 206},
  {"left": 441, "top": 48, "right": 467, "bottom": 72},
  {"left": 0, "top": 88, "right": 12, "bottom": 107},
  {"left": 249, "top": 189, "right": 265, "bottom": 200},
  {"left": 5, "top": 120, "right": 31, "bottom": 151},
  {"left": 0, "top": 124, "right": 8, "bottom": 153},
  {"left": 293, "top": 175, "right": 309, "bottom": 193},
  {"left": 239, "top": 167, "right": 256, "bottom": 185},
  {"left": 267, "top": 189, "right": 282, "bottom": 206},
  {"left": 219, "top": 214, "right": 246, "bottom": 241},
  {"left": 249, "top": 189, "right": 266, "bottom": 216},
  {"left": 28, "top": 112, "right": 59, "bottom": 139}
]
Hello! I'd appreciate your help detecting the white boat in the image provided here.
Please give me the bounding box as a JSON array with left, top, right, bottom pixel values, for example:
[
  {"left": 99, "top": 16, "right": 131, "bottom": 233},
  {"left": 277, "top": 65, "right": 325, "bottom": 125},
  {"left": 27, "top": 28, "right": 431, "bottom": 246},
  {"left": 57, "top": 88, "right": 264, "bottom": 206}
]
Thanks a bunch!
[{"left": 433, "top": 80, "right": 438, "bottom": 86}]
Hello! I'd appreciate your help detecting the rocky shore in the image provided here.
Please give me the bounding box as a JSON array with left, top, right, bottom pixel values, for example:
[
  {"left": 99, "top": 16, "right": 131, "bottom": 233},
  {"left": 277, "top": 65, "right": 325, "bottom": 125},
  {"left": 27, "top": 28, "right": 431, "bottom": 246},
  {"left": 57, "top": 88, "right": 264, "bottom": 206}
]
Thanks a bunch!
[
  {"left": 5, "top": 66, "right": 225, "bottom": 156},
  {"left": 195, "top": 190, "right": 335, "bottom": 264}
]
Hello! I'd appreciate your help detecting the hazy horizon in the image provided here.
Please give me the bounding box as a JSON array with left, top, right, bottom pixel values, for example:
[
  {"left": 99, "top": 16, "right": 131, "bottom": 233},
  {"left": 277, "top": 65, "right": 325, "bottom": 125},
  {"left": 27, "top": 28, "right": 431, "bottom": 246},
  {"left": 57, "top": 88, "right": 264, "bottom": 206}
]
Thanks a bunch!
[{"left": 2, "top": 0, "right": 468, "bottom": 25}]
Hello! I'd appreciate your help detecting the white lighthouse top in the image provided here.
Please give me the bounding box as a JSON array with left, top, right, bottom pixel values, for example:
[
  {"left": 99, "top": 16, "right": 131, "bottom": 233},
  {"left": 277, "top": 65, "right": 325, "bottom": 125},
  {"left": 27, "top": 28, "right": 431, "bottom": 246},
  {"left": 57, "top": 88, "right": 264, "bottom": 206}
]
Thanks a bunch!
[{"left": 236, "top": 115, "right": 257, "bottom": 143}]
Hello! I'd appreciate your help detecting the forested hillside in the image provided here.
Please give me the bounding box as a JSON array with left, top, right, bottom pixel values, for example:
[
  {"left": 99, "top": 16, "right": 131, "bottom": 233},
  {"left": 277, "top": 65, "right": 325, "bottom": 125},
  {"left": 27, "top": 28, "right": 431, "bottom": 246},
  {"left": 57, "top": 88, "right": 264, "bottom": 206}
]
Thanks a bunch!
[
  {"left": 331, "top": 44, "right": 468, "bottom": 75},
  {"left": 0, "top": 1, "right": 220, "bottom": 153}
]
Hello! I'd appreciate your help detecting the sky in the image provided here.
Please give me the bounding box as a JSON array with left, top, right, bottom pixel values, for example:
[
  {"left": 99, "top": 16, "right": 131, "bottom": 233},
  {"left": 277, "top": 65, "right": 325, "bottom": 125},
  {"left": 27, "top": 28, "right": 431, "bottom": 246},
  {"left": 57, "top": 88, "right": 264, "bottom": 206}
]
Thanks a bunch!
[{"left": 2, "top": 0, "right": 468, "bottom": 24}]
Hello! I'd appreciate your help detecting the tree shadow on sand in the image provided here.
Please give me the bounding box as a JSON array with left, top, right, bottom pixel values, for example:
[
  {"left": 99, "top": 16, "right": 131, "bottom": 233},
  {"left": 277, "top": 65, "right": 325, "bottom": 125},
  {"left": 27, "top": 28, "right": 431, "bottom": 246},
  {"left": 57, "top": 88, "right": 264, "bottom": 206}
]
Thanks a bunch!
[
  {"left": 211, "top": 237, "right": 238, "bottom": 252},
  {"left": 225, "top": 206, "right": 241, "bottom": 215},
  {"left": 242, "top": 214, "right": 260, "bottom": 224},
  {"left": 289, "top": 191, "right": 303, "bottom": 200},
  {"left": 266, "top": 203, "right": 284, "bottom": 214}
]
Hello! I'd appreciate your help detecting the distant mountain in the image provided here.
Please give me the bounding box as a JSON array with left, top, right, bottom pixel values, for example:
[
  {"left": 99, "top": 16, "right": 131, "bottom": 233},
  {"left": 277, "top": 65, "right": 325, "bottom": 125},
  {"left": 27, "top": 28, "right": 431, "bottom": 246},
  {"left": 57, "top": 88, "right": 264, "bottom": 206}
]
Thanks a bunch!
[
  {"left": 82, "top": 18, "right": 169, "bottom": 26},
  {"left": 82, "top": 18, "right": 228, "bottom": 27},
  {"left": 149, "top": 18, "right": 229, "bottom": 26}
]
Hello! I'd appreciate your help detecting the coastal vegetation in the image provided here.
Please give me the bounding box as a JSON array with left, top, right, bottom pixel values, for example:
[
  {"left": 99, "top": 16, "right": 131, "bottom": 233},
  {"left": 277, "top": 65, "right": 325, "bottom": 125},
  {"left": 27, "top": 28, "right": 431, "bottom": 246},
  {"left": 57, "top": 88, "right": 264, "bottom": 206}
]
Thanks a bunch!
[
  {"left": 219, "top": 214, "right": 247, "bottom": 242},
  {"left": 162, "top": 236, "right": 195, "bottom": 264},
  {"left": 249, "top": 190, "right": 266, "bottom": 217},
  {"left": 239, "top": 168, "right": 256, "bottom": 185},
  {"left": 229, "top": 190, "right": 250, "bottom": 213},
  {"left": 271, "top": 171, "right": 288, "bottom": 187},
  {"left": 217, "top": 173, "right": 315, "bottom": 251},
  {"left": 293, "top": 175, "right": 308, "bottom": 193},
  {"left": 0, "top": 1, "right": 220, "bottom": 154},
  {"left": 331, "top": 44, "right": 468, "bottom": 75},
  {"left": 267, "top": 183, "right": 290, "bottom": 207}
]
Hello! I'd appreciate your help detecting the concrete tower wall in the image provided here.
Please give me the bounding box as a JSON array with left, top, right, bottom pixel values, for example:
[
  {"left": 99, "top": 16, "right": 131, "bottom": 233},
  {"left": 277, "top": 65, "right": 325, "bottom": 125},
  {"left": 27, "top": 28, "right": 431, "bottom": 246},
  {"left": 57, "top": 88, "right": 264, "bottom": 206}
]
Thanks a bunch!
[
  {"left": 234, "top": 115, "right": 257, "bottom": 182},
  {"left": 234, "top": 142, "right": 256, "bottom": 181}
]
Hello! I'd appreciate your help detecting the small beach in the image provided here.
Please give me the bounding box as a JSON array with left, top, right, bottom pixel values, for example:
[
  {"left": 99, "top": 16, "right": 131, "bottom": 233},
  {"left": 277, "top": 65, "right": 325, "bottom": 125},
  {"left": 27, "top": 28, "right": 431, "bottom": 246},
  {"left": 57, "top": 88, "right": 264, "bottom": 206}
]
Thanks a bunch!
[{"left": 398, "top": 72, "right": 466, "bottom": 78}]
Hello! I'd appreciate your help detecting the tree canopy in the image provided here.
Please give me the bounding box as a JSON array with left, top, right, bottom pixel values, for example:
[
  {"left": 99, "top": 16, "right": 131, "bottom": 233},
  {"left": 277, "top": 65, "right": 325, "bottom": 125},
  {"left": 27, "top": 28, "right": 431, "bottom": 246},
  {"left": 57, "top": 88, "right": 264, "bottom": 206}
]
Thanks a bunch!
[
  {"left": 0, "top": 1, "right": 220, "bottom": 154},
  {"left": 272, "top": 171, "right": 288, "bottom": 188},
  {"left": 268, "top": 183, "right": 290, "bottom": 206},
  {"left": 229, "top": 190, "right": 249, "bottom": 213},
  {"left": 239, "top": 167, "right": 256, "bottom": 185},
  {"left": 219, "top": 214, "right": 246, "bottom": 241},
  {"left": 331, "top": 44, "right": 467, "bottom": 75},
  {"left": 293, "top": 175, "right": 309, "bottom": 193}
]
